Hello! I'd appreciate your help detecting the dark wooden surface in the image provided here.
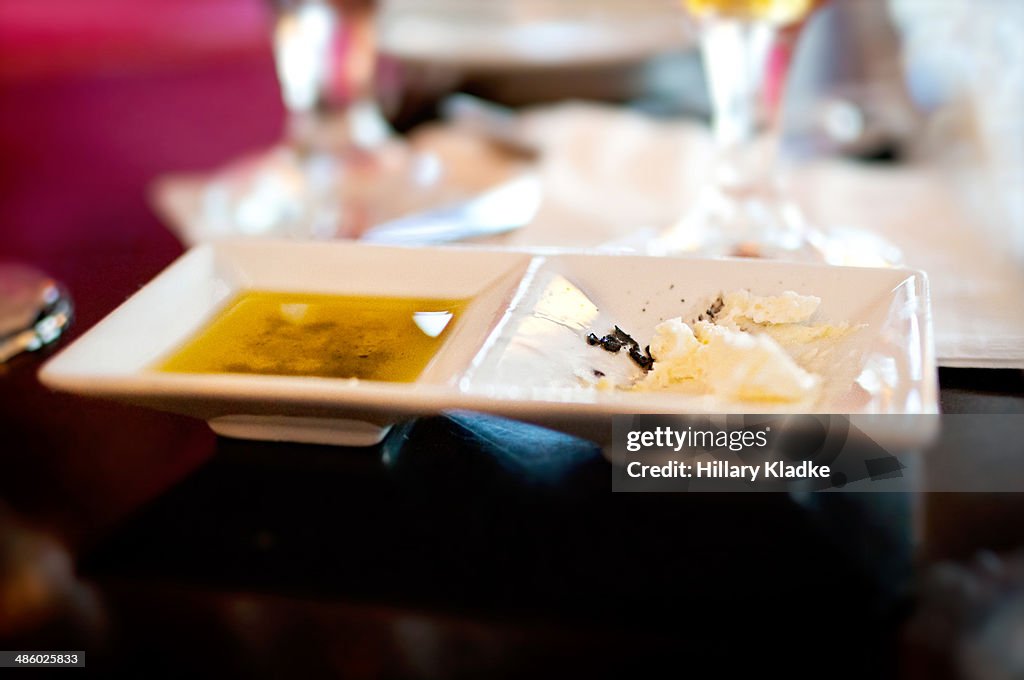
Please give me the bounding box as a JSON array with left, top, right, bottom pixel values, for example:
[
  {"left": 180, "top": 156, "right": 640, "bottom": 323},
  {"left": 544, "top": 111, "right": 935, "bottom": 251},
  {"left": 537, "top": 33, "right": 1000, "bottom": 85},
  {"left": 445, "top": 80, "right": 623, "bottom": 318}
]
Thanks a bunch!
[{"left": 2, "top": 39, "right": 1023, "bottom": 680}]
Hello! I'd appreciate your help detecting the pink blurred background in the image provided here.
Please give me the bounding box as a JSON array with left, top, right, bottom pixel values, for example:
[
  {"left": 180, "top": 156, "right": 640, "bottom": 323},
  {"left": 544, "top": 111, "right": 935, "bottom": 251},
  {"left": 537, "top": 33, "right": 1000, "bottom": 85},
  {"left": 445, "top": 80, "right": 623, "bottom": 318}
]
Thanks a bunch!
[
  {"left": 0, "top": 0, "right": 283, "bottom": 254},
  {"left": 0, "top": 0, "right": 285, "bottom": 322},
  {"left": 0, "top": 0, "right": 271, "bottom": 78}
]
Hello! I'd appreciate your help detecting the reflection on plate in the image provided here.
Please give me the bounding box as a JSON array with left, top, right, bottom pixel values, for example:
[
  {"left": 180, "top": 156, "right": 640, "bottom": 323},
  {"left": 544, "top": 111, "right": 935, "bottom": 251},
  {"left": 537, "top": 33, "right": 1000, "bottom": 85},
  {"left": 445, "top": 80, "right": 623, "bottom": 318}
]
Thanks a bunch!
[{"left": 39, "top": 240, "right": 936, "bottom": 448}]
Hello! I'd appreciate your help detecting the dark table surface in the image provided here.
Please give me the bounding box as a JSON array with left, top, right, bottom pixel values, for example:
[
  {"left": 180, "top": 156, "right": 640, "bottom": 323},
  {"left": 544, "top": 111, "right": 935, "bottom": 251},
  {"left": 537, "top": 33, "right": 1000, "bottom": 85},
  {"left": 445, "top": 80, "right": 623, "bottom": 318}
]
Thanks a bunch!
[{"left": 2, "top": 44, "right": 1024, "bottom": 680}]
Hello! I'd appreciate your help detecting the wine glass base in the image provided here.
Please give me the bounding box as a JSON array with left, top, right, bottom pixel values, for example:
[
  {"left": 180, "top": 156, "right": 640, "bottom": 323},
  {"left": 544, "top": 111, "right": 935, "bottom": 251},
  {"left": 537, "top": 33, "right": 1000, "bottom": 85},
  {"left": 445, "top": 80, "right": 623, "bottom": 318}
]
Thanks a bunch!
[
  {"left": 647, "top": 187, "right": 903, "bottom": 267},
  {"left": 196, "top": 140, "right": 449, "bottom": 242},
  {"left": 647, "top": 223, "right": 903, "bottom": 268},
  {"left": 295, "top": 142, "right": 449, "bottom": 240}
]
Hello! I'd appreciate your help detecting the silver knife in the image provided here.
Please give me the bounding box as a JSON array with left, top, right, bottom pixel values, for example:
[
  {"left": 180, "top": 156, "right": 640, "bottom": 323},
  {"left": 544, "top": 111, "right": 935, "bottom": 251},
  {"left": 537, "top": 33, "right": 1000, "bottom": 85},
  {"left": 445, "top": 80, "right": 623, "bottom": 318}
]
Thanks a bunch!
[{"left": 360, "top": 173, "right": 542, "bottom": 246}]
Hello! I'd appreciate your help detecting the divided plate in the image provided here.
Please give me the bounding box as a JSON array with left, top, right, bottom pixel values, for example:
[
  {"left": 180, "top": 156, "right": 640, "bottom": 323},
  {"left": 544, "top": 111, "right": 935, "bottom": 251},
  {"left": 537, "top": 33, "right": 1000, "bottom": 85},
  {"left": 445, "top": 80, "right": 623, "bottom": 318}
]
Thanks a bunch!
[{"left": 39, "top": 240, "right": 937, "bottom": 447}]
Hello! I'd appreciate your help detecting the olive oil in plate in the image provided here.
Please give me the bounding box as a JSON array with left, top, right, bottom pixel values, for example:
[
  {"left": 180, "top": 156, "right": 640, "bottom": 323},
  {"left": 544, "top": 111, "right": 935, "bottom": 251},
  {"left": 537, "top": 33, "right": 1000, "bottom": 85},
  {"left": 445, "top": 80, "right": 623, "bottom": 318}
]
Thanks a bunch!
[{"left": 159, "top": 291, "right": 469, "bottom": 382}]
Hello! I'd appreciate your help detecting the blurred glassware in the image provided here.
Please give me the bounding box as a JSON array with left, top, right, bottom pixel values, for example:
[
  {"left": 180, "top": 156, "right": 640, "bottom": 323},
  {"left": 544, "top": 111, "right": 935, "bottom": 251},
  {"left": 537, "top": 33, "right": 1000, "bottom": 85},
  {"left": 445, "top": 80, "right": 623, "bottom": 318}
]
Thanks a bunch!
[
  {"left": 890, "top": 0, "right": 1024, "bottom": 264},
  {"left": 0, "top": 264, "right": 73, "bottom": 365},
  {"left": 651, "top": 0, "right": 902, "bottom": 265},
  {"left": 197, "top": 0, "right": 445, "bottom": 241},
  {"left": 782, "top": 0, "right": 918, "bottom": 164}
]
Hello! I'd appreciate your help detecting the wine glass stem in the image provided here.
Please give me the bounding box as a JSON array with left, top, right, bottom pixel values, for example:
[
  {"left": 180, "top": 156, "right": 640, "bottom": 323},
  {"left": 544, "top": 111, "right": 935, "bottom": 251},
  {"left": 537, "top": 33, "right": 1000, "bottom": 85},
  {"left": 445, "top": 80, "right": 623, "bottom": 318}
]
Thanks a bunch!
[
  {"left": 273, "top": 0, "right": 388, "bottom": 156},
  {"left": 700, "top": 19, "right": 779, "bottom": 195}
]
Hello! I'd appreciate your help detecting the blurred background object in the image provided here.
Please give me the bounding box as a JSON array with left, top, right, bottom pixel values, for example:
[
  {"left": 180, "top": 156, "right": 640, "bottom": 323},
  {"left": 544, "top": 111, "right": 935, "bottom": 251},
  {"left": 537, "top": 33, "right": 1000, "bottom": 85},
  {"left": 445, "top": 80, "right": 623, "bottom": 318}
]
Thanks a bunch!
[
  {"left": 0, "top": 505, "right": 105, "bottom": 649},
  {"left": 889, "top": 0, "right": 1024, "bottom": 265},
  {"left": 379, "top": 0, "right": 690, "bottom": 67},
  {"left": 0, "top": 0, "right": 284, "bottom": 280},
  {"left": 904, "top": 551, "right": 1024, "bottom": 680},
  {"left": 0, "top": 263, "right": 73, "bottom": 364},
  {"left": 153, "top": 0, "right": 699, "bottom": 245},
  {"left": 376, "top": 0, "right": 696, "bottom": 124},
  {"left": 179, "top": 0, "right": 452, "bottom": 243},
  {"left": 0, "top": 0, "right": 271, "bottom": 80},
  {"left": 783, "top": 0, "right": 917, "bottom": 163},
  {"left": 649, "top": 0, "right": 906, "bottom": 265}
]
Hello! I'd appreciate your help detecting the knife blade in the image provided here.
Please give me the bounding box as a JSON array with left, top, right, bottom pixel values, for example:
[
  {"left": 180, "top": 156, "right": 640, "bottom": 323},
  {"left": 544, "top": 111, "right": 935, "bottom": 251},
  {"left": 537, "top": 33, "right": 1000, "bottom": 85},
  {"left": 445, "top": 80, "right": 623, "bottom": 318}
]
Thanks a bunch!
[{"left": 360, "top": 173, "right": 541, "bottom": 246}]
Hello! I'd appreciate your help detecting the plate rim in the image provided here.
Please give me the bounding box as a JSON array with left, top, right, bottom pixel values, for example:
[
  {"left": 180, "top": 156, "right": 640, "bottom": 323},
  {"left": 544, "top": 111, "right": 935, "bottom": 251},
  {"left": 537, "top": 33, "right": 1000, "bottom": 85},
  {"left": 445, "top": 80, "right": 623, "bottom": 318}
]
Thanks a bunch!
[{"left": 38, "top": 239, "right": 940, "bottom": 421}]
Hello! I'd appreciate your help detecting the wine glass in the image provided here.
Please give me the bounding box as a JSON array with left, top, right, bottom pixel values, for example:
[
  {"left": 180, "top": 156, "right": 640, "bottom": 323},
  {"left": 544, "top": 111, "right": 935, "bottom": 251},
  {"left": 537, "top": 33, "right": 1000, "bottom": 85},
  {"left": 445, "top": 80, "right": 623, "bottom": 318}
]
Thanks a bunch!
[
  {"left": 199, "top": 0, "right": 445, "bottom": 241},
  {"left": 652, "top": 0, "right": 900, "bottom": 265}
]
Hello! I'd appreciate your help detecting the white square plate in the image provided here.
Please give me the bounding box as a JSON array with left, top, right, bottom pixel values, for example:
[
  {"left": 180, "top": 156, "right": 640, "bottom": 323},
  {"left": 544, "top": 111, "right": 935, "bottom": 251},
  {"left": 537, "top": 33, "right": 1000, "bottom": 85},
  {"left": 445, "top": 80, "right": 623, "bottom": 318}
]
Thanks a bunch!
[{"left": 39, "top": 240, "right": 937, "bottom": 447}]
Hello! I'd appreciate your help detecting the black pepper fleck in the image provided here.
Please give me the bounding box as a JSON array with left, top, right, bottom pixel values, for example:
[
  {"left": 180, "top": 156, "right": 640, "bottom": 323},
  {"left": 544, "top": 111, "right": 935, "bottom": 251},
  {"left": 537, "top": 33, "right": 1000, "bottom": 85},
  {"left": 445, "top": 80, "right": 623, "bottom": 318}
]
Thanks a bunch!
[
  {"left": 629, "top": 346, "right": 654, "bottom": 371},
  {"left": 601, "top": 337, "right": 623, "bottom": 352},
  {"left": 706, "top": 294, "right": 725, "bottom": 322},
  {"left": 585, "top": 325, "right": 654, "bottom": 371}
]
